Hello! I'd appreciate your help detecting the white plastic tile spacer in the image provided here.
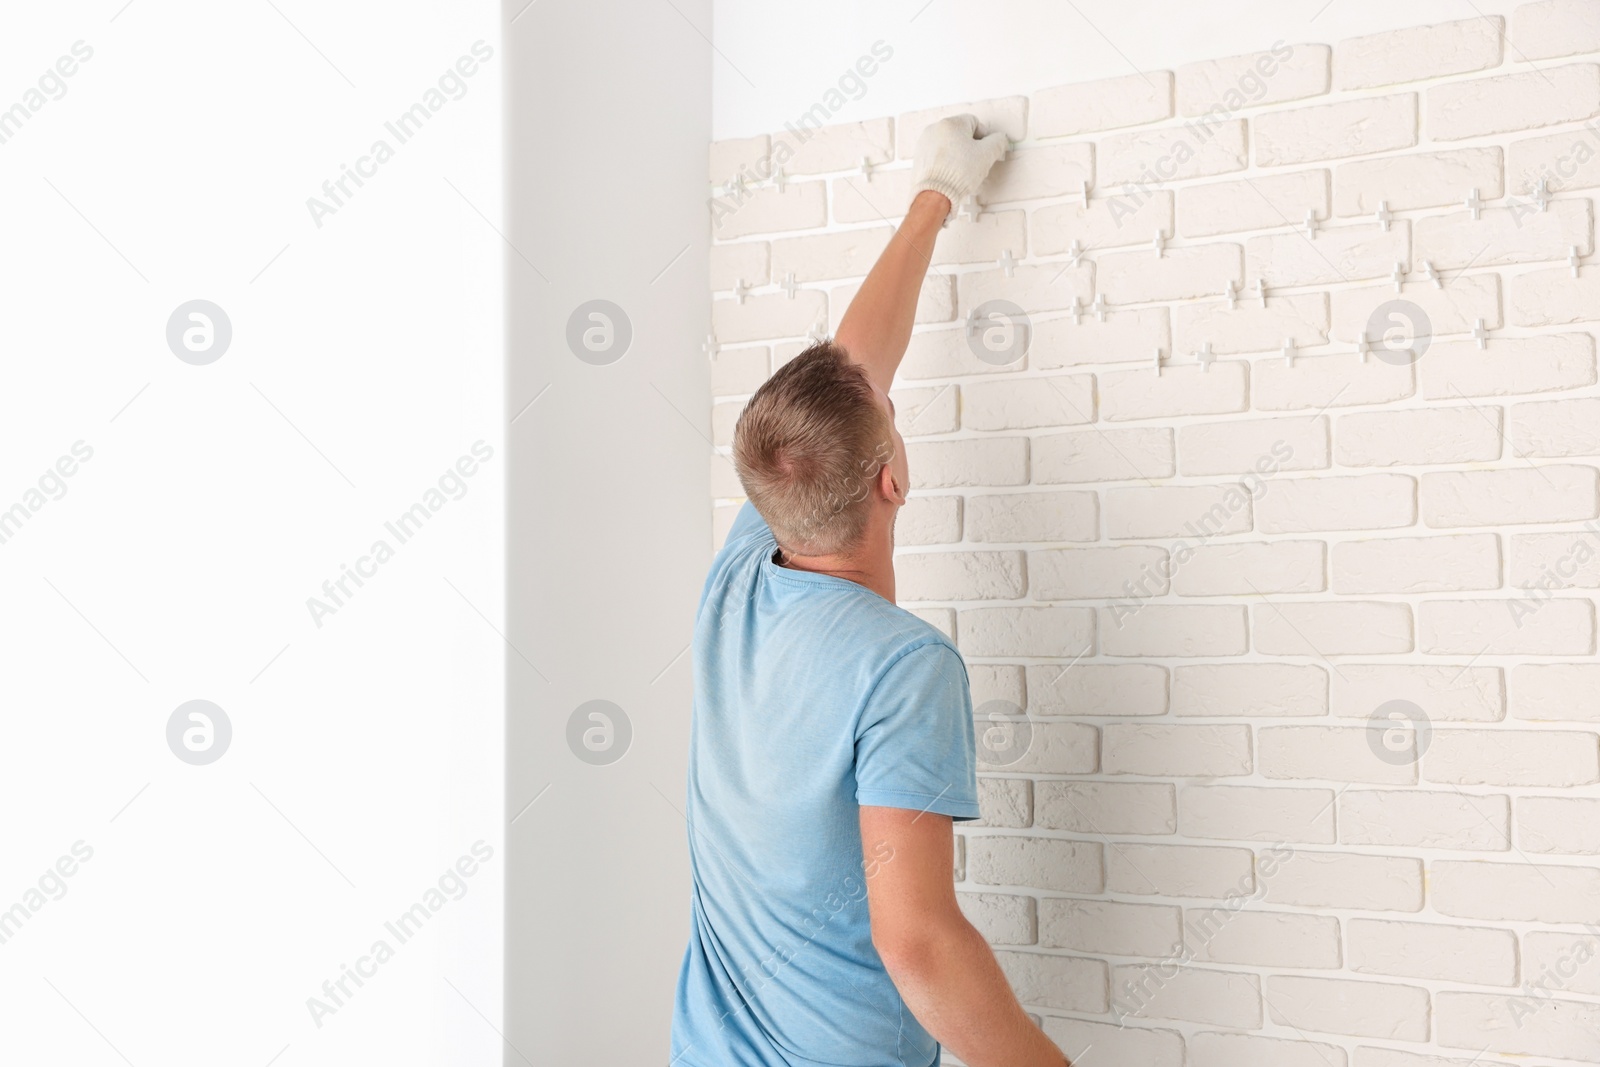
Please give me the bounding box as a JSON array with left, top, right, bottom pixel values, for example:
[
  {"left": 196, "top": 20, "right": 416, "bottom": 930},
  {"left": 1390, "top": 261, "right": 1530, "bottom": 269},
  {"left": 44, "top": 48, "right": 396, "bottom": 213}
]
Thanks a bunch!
[
  {"left": 1421, "top": 260, "right": 1443, "bottom": 289},
  {"left": 1375, "top": 200, "right": 1393, "bottom": 232},
  {"left": 733, "top": 278, "right": 750, "bottom": 304},
  {"left": 1391, "top": 262, "right": 1406, "bottom": 293},
  {"left": 1224, "top": 279, "right": 1239, "bottom": 310},
  {"left": 1152, "top": 348, "right": 1163, "bottom": 376},
  {"left": 1152, "top": 232, "right": 1166, "bottom": 257},
  {"left": 702, "top": 334, "right": 720, "bottom": 360},
  {"left": 1195, "top": 342, "right": 1214, "bottom": 371},
  {"left": 1091, "top": 293, "right": 1108, "bottom": 323},
  {"left": 1069, "top": 296, "right": 1084, "bottom": 325},
  {"left": 1282, "top": 338, "right": 1296, "bottom": 368},
  {"left": 1357, "top": 333, "right": 1372, "bottom": 363},
  {"left": 998, "top": 248, "right": 1017, "bottom": 278},
  {"left": 781, "top": 271, "right": 798, "bottom": 299},
  {"left": 1472, "top": 318, "right": 1489, "bottom": 351},
  {"left": 1571, "top": 246, "right": 1584, "bottom": 279},
  {"left": 1303, "top": 210, "right": 1319, "bottom": 238},
  {"left": 1465, "top": 187, "right": 1483, "bottom": 220},
  {"left": 1254, "top": 278, "right": 1267, "bottom": 307}
]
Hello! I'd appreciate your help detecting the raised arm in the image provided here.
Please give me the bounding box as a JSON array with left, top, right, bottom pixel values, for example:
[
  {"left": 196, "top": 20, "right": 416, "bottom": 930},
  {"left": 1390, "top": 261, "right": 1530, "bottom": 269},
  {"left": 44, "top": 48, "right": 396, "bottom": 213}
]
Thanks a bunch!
[
  {"left": 861, "top": 805, "right": 1070, "bottom": 1067},
  {"left": 834, "top": 114, "right": 1007, "bottom": 393}
]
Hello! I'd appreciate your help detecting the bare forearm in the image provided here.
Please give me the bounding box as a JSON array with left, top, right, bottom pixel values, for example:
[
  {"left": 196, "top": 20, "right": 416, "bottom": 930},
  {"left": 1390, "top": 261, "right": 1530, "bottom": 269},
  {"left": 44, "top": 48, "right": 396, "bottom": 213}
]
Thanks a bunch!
[
  {"left": 883, "top": 917, "right": 1069, "bottom": 1067},
  {"left": 833, "top": 189, "right": 950, "bottom": 393}
]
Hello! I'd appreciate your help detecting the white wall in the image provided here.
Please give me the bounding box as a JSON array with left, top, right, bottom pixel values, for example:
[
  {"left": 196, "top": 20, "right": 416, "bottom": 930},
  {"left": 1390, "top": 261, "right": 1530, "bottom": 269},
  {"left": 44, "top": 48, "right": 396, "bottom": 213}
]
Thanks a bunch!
[
  {"left": 504, "top": 0, "right": 710, "bottom": 1063},
  {"left": 0, "top": 4, "right": 503, "bottom": 1065},
  {"left": 712, "top": 0, "right": 1526, "bottom": 139}
]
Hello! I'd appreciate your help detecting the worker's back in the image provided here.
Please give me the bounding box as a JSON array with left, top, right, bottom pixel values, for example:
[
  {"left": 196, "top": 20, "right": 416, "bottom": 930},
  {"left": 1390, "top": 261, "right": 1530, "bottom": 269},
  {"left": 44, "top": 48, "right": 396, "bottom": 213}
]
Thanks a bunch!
[{"left": 670, "top": 501, "right": 980, "bottom": 1067}]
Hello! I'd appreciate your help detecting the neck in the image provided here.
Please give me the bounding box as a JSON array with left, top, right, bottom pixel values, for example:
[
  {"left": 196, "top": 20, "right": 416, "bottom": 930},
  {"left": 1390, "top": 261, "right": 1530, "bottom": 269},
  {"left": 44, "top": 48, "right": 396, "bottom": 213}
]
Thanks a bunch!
[{"left": 777, "top": 525, "right": 896, "bottom": 602}]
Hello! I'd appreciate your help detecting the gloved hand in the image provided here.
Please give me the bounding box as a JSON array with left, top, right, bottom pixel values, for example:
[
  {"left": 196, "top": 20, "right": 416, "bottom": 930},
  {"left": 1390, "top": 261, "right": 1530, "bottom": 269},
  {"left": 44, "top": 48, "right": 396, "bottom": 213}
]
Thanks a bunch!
[{"left": 908, "top": 114, "right": 1008, "bottom": 214}]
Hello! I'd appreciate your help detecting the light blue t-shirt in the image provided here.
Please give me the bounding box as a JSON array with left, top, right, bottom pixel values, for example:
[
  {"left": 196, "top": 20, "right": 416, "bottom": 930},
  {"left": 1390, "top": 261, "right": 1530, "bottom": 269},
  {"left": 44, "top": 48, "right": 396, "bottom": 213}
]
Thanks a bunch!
[{"left": 671, "top": 501, "right": 981, "bottom": 1067}]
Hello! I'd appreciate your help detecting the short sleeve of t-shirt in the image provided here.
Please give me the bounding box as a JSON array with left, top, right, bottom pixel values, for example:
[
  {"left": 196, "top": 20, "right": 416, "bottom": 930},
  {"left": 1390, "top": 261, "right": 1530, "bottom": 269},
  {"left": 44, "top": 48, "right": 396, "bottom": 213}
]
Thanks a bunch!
[{"left": 854, "top": 640, "right": 982, "bottom": 821}]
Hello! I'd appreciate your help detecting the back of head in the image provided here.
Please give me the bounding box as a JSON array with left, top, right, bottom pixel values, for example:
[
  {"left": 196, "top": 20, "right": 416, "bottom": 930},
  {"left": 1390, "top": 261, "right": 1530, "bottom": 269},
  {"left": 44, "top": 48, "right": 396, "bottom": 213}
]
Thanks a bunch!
[{"left": 732, "top": 342, "right": 895, "bottom": 556}]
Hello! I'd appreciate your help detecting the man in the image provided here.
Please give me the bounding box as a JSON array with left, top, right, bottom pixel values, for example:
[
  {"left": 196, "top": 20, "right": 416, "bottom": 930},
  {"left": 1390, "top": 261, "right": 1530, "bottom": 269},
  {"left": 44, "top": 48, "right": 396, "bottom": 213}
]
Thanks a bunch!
[{"left": 670, "top": 114, "right": 1071, "bottom": 1067}]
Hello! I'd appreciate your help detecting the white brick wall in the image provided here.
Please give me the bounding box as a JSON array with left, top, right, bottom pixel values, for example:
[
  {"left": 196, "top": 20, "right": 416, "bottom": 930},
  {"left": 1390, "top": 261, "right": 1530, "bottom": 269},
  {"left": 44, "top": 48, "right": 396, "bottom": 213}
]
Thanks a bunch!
[{"left": 707, "top": 5, "right": 1600, "bottom": 1062}]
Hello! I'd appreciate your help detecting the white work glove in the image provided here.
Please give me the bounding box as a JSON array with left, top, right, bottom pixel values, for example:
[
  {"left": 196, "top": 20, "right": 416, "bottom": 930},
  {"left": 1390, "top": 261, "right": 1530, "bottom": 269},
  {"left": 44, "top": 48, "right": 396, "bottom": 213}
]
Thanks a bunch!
[{"left": 908, "top": 114, "right": 1008, "bottom": 214}]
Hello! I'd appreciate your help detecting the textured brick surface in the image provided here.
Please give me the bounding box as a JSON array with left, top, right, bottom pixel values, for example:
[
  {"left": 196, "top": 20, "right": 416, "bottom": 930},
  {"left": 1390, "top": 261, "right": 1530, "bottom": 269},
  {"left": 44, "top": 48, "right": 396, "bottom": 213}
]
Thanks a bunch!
[{"left": 707, "top": 13, "right": 1600, "bottom": 1062}]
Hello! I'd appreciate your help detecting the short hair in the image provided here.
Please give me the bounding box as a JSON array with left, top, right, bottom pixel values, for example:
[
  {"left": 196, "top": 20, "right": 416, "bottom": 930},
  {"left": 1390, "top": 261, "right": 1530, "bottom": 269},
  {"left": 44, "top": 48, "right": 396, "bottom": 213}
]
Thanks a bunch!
[{"left": 732, "top": 341, "right": 896, "bottom": 556}]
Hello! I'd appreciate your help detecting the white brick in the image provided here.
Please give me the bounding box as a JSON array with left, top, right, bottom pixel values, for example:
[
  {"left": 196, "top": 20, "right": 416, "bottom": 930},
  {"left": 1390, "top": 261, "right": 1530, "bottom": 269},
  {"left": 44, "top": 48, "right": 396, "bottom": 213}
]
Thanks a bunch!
[
  {"left": 1518, "top": 795, "right": 1600, "bottom": 852},
  {"left": 1190, "top": 1032, "right": 1348, "bottom": 1067},
  {"left": 1176, "top": 44, "right": 1332, "bottom": 116},
  {"left": 957, "top": 890, "right": 1035, "bottom": 942},
  {"left": 1253, "top": 352, "right": 1415, "bottom": 411},
  {"left": 1101, "top": 605, "right": 1250, "bottom": 657},
  {"left": 1335, "top": 18, "right": 1504, "bottom": 90},
  {"left": 1509, "top": 261, "right": 1600, "bottom": 326},
  {"left": 1175, "top": 293, "right": 1331, "bottom": 356},
  {"left": 710, "top": 240, "right": 770, "bottom": 291},
  {"left": 892, "top": 383, "right": 959, "bottom": 437},
  {"left": 1352, "top": 1046, "right": 1517, "bottom": 1067},
  {"left": 1336, "top": 407, "right": 1502, "bottom": 466},
  {"left": 965, "top": 835, "right": 1101, "bottom": 893},
  {"left": 1104, "top": 723, "right": 1252, "bottom": 776},
  {"left": 1100, "top": 361, "right": 1249, "bottom": 420},
  {"left": 895, "top": 550, "right": 1025, "bottom": 601},
  {"left": 1334, "top": 147, "right": 1505, "bottom": 215},
  {"left": 963, "top": 490, "right": 1097, "bottom": 543},
  {"left": 1510, "top": 530, "right": 1600, "bottom": 590},
  {"left": 1422, "top": 465, "right": 1600, "bottom": 527},
  {"left": 1034, "top": 426, "right": 1175, "bottom": 483},
  {"left": 1111, "top": 964, "right": 1262, "bottom": 1028},
  {"left": 1509, "top": 125, "right": 1600, "bottom": 196},
  {"left": 1514, "top": 0, "right": 1600, "bottom": 60},
  {"left": 1026, "top": 663, "right": 1169, "bottom": 717},
  {"left": 968, "top": 663, "right": 1023, "bottom": 708},
  {"left": 1436, "top": 990, "right": 1600, "bottom": 1062},
  {"left": 962, "top": 374, "right": 1094, "bottom": 431},
  {"left": 1425, "top": 727, "right": 1599, "bottom": 785},
  {"left": 1179, "top": 415, "right": 1328, "bottom": 475},
  {"left": 979, "top": 721, "right": 1098, "bottom": 775},
  {"left": 1339, "top": 789, "right": 1510, "bottom": 851},
  {"left": 1098, "top": 120, "right": 1249, "bottom": 186},
  {"left": 1040, "top": 898, "right": 1183, "bottom": 956},
  {"left": 896, "top": 96, "right": 1028, "bottom": 158},
  {"left": 1247, "top": 222, "right": 1409, "bottom": 286},
  {"left": 980, "top": 143, "right": 1093, "bottom": 205},
  {"left": 1421, "top": 596, "right": 1595, "bottom": 655},
  {"left": 1260, "top": 726, "right": 1416, "bottom": 784},
  {"left": 1172, "top": 663, "right": 1328, "bottom": 716},
  {"left": 772, "top": 117, "right": 893, "bottom": 176},
  {"left": 1267, "top": 975, "right": 1428, "bottom": 1040},
  {"left": 931, "top": 209, "right": 1027, "bottom": 267},
  {"left": 1416, "top": 198, "right": 1593, "bottom": 270},
  {"left": 1433, "top": 859, "right": 1600, "bottom": 923},
  {"left": 1043, "top": 1018, "right": 1183, "bottom": 1067},
  {"left": 957, "top": 263, "right": 1094, "bottom": 317},
  {"left": 712, "top": 181, "right": 827, "bottom": 238},
  {"left": 1330, "top": 274, "right": 1501, "bottom": 343},
  {"left": 1428, "top": 63, "right": 1600, "bottom": 141},
  {"left": 1182, "top": 785, "right": 1336, "bottom": 843},
  {"left": 1031, "top": 545, "right": 1167, "bottom": 599},
  {"left": 895, "top": 494, "right": 961, "bottom": 545},
  {"left": 710, "top": 134, "right": 768, "bottom": 183},
  {"left": 712, "top": 290, "right": 827, "bottom": 342},
  {"left": 1033, "top": 71, "right": 1173, "bottom": 137},
  {"left": 900, "top": 325, "right": 1020, "bottom": 379},
  {"left": 957, "top": 606, "right": 1093, "bottom": 658},
  {"left": 710, "top": 453, "right": 743, "bottom": 498},
  {"left": 1331, "top": 664, "right": 1505, "bottom": 722},
  {"left": 711, "top": 345, "right": 768, "bottom": 397},
  {"left": 1255, "top": 94, "right": 1418, "bottom": 165},
  {"left": 1253, "top": 601, "right": 1414, "bottom": 655},
  {"left": 710, "top": 401, "right": 741, "bottom": 448},
  {"left": 1033, "top": 191, "right": 1174, "bottom": 254},
  {"left": 1186, "top": 909, "right": 1342, "bottom": 969},
  {"left": 1031, "top": 307, "right": 1171, "bottom": 368},
  {"left": 1173, "top": 540, "right": 1328, "bottom": 596},
  {"left": 829, "top": 168, "right": 912, "bottom": 224},
  {"left": 1524, "top": 929, "right": 1600, "bottom": 995},
  {"left": 907, "top": 436, "right": 1028, "bottom": 489},
  {"left": 992, "top": 950, "right": 1107, "bottom": 1013},
  {"left": 1255, "top": 474, "right": 1417, "bottom": 533},
  {"left": 1513, "top": 662, "right": 1600, "bottom": 721},
  {"left": 1105, "top": 484, "right": 1253, "bottom": 539},
  {"left": 1100, "top": 243, "right": 1243, "bottom": 304},
  {"left": 1107, "top": 843, "right": 1256, "bottom": 898},
  {"left": 1333, "top": 533, "right": 1501, "bottom": 594},
  {"left": 1264, "top": 851, "right": 1424, "bottom": 911},
  {"left": 1511, "top": 396, "right": 1600, "bottom": 457},
  {"left": 1036, "top": 780, "right": 1175, "bottom": 834},
  {"left": 770, "top": 226, "right": 892, "bottom": 283},
  {"left": 1177, "top": 170, "right": 1330, "bottom": 238},
  {"left": 1422, "top": 334, "right": 1596, "bottom": 400}
]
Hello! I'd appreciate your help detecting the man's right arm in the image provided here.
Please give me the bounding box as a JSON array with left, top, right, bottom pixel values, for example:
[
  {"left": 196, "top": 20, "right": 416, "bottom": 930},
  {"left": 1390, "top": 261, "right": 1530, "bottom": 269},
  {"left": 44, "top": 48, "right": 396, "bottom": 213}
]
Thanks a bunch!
[{"left": 860, "top": 805, "right": 1070, "bottom": 1067}]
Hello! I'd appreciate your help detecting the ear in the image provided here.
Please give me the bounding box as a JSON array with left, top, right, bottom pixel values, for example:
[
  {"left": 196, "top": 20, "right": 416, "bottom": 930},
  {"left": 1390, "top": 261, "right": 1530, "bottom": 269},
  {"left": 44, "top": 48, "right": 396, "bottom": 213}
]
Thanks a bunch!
[{"left": 877, "top": 458, "right": 905, "bottom": 507}]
